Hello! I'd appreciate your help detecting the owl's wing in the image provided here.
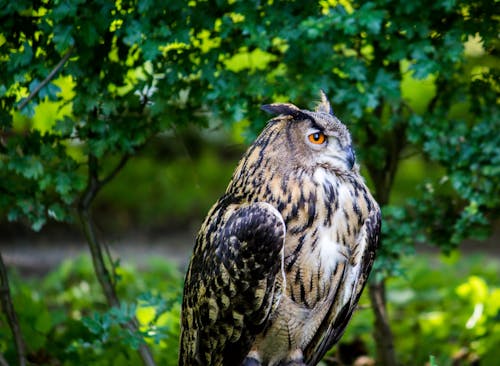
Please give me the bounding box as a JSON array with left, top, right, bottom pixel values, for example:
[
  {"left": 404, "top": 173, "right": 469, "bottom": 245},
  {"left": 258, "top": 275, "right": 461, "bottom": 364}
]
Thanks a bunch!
[
  {"left": 180, "top": 199, "right": 286, "bottom": 366},
  {"left": 304, "top": 207, "right": 381, "bottom": 366}
]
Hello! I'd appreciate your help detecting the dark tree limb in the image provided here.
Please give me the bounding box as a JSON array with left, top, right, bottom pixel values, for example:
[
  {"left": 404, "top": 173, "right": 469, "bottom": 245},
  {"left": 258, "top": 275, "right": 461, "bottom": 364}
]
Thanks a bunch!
[
  {"left": 368, "top": 280, "right": 397, "bottom": 366},
  {"left": 0, "top": 253, "right": 27, "bottom": 366},
  {"left": 78, "top": 153, "right": 156, "bottom": 366},
  {"left": 100, "top": 154, "right": 131, "bottom": 186},
  {"left": 362, "top": 88, "right": 407, "bottom": 366},
  {"left": 17, "top": 47, "right": 74, "bottom": 110}
]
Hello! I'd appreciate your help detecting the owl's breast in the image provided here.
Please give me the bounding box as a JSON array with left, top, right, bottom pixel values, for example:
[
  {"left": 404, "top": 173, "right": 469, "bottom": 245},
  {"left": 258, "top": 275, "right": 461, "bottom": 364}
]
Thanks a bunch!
[{"left": 254, "top": 223, "right": 360, "bottom": 364}]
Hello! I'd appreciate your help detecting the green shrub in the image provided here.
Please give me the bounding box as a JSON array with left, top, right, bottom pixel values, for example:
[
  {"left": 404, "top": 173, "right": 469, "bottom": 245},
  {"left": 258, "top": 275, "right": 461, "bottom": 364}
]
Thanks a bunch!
[
  {"left": 341, "top": 253, "right": 500, "bottom": 366},
  {"left": 2, "top": 253, "right": 498, "bottom": 365},
  {"left": 0, "top": 255, "right": 182, "bottom": 365}
]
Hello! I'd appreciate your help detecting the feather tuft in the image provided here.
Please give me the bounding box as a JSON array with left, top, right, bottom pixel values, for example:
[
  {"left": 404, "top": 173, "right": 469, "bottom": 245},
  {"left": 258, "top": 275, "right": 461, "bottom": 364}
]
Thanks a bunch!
[{"left": 315, "top": 90, "right": 334, "bottom": 115}]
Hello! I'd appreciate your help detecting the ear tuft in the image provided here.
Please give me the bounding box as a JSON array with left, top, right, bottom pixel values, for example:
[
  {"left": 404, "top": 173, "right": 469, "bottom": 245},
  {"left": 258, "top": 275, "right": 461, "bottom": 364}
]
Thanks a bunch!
[
  {"left": 316, "top": 90, "right": 334, "bottom": 115},
  {"left": 260, "top": 103, "right": 300, "bottom": 116}
]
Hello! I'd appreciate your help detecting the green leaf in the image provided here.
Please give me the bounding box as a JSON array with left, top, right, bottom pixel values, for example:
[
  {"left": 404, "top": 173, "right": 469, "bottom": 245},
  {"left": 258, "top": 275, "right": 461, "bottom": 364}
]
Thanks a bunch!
[
  {"left": 51, "top": 0, "right": 78, "bottom": 21},
  {"left": 48, "top": 203, "right": 67, "bottom": 221},
  {"left": 54, "top": 116, "right": 75, "bottom": 136},
  {"left": 31, "top": 215, "right": 46, "bottom": 232},
  {"left": 357, "top": 4, "right": 385, "bottom": 35},
  {"left": 8, "top": 155, "right": 44, "bottom": 179},
  {"left": 10, "top": 42, "right": 33, "bottom": 68},
  {"left": 83, "top": 314, "right": 102, "bottom": 335},
  {"left": 124, "top": 20, "right": 143, "bottom": 46},
  {"left": 53, "top": 24, "right": 75, "bottom": 52},
  {"left": 38, "top": 82, "right": 62, "bottom": 101},
  {"left": 7, "top": 208, "right": 20, "bottom": 222}
]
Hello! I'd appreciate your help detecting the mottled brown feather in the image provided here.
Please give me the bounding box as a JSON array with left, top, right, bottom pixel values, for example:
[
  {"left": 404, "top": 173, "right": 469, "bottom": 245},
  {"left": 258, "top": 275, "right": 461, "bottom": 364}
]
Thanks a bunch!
[{"left": 180, "top": 92, "right": 381, "bottom": 366}]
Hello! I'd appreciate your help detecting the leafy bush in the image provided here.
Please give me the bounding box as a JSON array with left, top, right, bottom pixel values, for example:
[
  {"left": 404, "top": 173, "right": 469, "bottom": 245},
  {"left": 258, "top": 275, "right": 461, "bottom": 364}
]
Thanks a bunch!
[
  {"left": 2, "top": 253, "right": 498, "bottom": 365},
  {"left": 341, "top": 253, "right": 500, "bottom": 366},
  {"left": 0, "top": 256, "right": 182, "bottom": 365}
]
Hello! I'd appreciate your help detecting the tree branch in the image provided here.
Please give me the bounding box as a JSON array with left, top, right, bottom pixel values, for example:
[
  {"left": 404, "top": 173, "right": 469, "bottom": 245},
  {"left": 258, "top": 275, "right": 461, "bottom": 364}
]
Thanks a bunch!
[
  {"left": 361, "top": 53, "right": 404, "bottom": 366},
  {"left": 100, "top": 154, "right": 130, "bottom": 187},
  {"left": 78, "top": 156, "right": 119, "bottom": 307},
  {"left": 0, "top": 252, "right": 27, "bottom": 366},
  {"left": 17, "top": 47, "right": 74, "bottom": 110},
  {"left": 368, "top": 280, "right": 397, "bottom": 366},
  {"left": 78, "top": 153, "right": 156, "bottom": 366}
]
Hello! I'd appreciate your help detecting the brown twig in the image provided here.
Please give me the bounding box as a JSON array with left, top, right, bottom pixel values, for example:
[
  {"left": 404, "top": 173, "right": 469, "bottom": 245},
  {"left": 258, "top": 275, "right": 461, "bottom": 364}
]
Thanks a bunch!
[
  {"left": 78, "top": 155, "right": 120, "bottom": 307},
  {"left": 78, "top": 153, "right": 156, "bottom": 366},
  {"left": 0, "top": 252, "right": 27, "bottom": 366},
  {"left": 100, "top": 154, "right": 130, "bottom": 186},
  {"left": 17, "top": 46, "right": 74, "bottom": 111}
]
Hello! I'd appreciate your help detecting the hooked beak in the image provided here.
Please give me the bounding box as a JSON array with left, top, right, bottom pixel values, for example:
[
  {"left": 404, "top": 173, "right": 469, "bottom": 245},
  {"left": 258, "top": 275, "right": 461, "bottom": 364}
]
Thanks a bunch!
[{"left": 344, "top": 145, "right": 355, "bottom": 170}]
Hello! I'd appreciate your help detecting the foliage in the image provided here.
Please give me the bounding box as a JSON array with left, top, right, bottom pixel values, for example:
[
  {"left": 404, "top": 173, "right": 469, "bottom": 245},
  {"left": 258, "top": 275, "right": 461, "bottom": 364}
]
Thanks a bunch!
[
  {"left": 0, "top": 256, "right": 182, "bottom": 365},
  {"left": 1, "top": 254, "right": 498, "bottom": 365},
  {"left": 339, "top": 253, "right": 500, "bottom": 366},
  {"left": 1, "top": 0, "right": 498, "bottom": 269},
  {"left": 1, "top": 0, "right": 499, "bottom": 364}
]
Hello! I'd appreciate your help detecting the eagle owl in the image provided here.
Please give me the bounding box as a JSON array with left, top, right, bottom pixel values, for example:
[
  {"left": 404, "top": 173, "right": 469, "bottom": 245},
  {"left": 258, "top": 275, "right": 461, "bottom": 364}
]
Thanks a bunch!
[{"left": 180, "top": 91, "right": 381, "bottom": 366}]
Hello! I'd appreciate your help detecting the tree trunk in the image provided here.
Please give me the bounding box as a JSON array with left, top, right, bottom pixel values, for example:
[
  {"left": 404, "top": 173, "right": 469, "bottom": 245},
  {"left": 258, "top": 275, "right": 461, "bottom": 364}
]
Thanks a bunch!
[
  {"left": 0, "top": 252, "right": 27, "bottom": 366},
  {"left": 78, "top": 153, "right": 156, "bottom": 366},
  {"left": 368, "top": 280, "right": 397, "bottom": 366},
  {"left": 77, "top": 208, "right": 156, "bottom": 366},
  {"left": 363, "top": 111, "right": 407, "bottom": 366}
]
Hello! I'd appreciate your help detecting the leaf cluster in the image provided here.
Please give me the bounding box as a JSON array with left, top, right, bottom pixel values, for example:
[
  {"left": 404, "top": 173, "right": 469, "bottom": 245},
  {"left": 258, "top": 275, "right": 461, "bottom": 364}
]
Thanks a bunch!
[
  {"left": 0, "top": 255, "right": 182, "bottom": 365},
  {"left": 341, "top": 254, "right": 500, "bottom": 366},
  {"left": 3, "top": 253, "right": 497, "bottom": 366},
  {"left": 1, "top": 0, "right": 499, "bottom": 276}
]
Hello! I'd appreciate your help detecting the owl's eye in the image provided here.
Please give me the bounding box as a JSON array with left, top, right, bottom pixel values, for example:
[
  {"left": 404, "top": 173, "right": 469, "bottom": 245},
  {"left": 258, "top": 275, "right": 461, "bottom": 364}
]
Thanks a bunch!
[{"left": 308, "top": 132, "right": 326, "bottom": 145}]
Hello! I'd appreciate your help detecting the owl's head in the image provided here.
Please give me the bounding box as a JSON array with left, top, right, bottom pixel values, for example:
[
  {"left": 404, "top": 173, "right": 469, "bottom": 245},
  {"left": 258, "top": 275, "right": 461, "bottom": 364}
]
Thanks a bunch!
[{"left": 260, "top": 91, "right": 355, "bottom": 172}]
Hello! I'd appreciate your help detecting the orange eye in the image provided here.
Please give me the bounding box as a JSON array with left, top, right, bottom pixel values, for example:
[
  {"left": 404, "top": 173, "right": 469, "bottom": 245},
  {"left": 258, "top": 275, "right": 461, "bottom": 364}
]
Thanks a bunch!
[{"left": 308, "top": 132, "right": 326, "bottom": 145}]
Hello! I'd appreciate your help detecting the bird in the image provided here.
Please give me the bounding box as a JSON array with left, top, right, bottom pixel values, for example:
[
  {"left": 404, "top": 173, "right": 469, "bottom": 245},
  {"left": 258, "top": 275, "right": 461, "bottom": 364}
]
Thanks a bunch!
[{"left": 179, "top": 91, "right": 381, "bottom": 366}]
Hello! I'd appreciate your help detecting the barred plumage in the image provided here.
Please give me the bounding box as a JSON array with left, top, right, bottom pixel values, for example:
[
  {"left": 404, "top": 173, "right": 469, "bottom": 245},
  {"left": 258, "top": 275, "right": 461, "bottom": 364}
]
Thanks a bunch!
[{"left": 180, "top": 91, "right": 381, "bottom": 366}]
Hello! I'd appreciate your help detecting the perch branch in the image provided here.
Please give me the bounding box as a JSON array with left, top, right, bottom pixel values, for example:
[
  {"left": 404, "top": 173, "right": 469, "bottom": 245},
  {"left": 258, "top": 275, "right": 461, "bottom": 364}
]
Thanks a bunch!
[
  {"left": 17, "top": 46, "right": 74, "bottom": 110},
  {"left": 0, "top": 253, "right": 27, "bottom": 366},
  {"left": 78, "top": 153, "right": 156, "bottom": 366}
]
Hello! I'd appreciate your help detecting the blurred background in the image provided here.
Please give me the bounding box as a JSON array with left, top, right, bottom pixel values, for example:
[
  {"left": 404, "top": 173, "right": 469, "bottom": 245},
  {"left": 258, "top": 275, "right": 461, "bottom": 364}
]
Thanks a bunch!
[
  {"left": 1, "top": 1, "right": 499, "bottom": 365},
  {"left": 2, "top": 123, "right": 499, "bottom": 276}
]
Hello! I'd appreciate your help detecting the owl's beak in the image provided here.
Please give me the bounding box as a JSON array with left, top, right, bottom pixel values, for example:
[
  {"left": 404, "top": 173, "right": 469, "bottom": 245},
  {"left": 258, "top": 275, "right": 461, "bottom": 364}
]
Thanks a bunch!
[{"left": 345, "top": 145, "right": 355, "bottom": 170}]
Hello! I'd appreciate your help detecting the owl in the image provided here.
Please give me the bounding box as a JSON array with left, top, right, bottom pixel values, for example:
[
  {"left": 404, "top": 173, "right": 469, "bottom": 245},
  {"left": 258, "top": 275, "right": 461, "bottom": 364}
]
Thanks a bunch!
[{"left": 179, "top": 91, "right": 381, "bottom": 366}]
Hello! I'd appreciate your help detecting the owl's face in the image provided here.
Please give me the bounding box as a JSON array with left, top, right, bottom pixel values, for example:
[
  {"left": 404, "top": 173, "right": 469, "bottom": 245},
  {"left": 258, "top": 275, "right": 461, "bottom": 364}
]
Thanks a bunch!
[
  {"left": 292, "top": 113, "right": 355, "bottom": 171},
  {"left": 261, "top": 93, "right": 355, "bottom": 173}
]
